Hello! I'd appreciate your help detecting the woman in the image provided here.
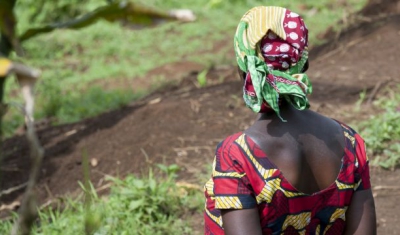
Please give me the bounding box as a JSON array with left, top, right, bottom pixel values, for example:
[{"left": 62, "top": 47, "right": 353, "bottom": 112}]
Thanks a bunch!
[{"left": 204, "top": 6, "right": 376, "bottom": 235}]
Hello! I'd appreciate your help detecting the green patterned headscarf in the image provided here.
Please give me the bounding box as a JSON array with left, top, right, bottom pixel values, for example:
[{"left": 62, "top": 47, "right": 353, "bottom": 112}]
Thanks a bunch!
[{"left": 234, "top": 6, "right": 312, "bottom": 121}]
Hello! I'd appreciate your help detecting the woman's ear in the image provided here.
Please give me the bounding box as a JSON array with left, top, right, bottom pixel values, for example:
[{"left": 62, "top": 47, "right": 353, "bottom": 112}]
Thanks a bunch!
[{"left": 302, "top": 60, "right": 309, "bottom": 73}]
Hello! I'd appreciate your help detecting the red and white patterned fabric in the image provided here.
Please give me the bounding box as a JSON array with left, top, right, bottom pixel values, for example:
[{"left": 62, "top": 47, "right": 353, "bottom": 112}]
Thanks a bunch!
[{"left": 260, "top": 11, "right": 308, "bottom": 70}]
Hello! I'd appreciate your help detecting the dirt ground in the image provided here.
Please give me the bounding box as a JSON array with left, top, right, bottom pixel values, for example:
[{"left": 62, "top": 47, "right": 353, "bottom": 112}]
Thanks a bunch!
[{"left": 1, "top": 0, "right": 400, "bottom": 234}]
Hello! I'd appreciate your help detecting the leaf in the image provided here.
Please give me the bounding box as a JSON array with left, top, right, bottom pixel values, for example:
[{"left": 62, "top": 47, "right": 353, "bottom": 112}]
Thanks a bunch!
[
  {"left": 19, "top": 1, "right": 196, "bottom": 42},
  {"left": 148, "top": 178, "right": 156, "bottom": 192},
  {"left": 156, "top": 164, "right": 168, "bottom": 173},
  {"left": 132, "top": 179, "right": 145, "bottom": 189},
  {"left": 167, "top": 164, "right": 180, "bottom": 173},
  {"left": 129, "top": 198, "right": 144, "bottom": 211},
  {"left": 378, "top": 160, "right": 389, "bottom": 168}
]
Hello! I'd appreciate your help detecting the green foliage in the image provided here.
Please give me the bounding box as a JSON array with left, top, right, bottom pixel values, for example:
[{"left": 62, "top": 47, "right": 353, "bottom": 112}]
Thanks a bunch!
[
  {"left": 15, "top": 0, "right": 102, "bottom": 30},
  {"left": 0, "top": 214, "right": 13, "bottom": 234},
  {"left": 357, "top": 87, "right": 400, "bottom": 169},
  {"left": 0, "top": 164, "right": 203, "bottom": 234}
]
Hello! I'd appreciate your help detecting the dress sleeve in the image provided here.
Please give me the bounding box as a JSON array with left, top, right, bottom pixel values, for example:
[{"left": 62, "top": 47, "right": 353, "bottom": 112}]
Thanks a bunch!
[
  {"left": 354, "top": 134, "right": 371, "bottom": 191},
  {"left": 210, "top": 137, "right": 257, "bottom": 209}
]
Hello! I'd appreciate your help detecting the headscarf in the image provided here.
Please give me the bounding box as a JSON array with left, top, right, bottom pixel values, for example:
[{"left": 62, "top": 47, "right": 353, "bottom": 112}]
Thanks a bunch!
[{"left": 234, "top": 6, "right": 312, "bottom": 121}]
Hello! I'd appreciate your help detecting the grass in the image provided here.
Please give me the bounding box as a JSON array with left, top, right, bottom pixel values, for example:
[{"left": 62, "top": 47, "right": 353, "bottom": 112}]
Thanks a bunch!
[
  {"left": 35, "top": 79, "right": 145, "bottom": 124},
  {"left": 0, "top": 164, "right": 204, "bottom": 235},
  {"left": 355, "top": 86, "right": 400, "bottom": 170},
  {"left": 1, "top": 0, "right": 367, "bottom": 137}
]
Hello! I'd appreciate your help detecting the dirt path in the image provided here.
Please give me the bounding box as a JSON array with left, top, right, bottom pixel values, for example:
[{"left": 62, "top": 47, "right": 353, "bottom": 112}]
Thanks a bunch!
[{"left": 1, "top": 0, "right": 400, "bottom": 234}]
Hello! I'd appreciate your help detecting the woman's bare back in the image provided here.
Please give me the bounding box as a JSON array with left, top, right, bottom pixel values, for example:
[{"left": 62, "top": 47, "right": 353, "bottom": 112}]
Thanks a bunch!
[{"left": 244, "top": 103, "right": 346, "bottom": 195}]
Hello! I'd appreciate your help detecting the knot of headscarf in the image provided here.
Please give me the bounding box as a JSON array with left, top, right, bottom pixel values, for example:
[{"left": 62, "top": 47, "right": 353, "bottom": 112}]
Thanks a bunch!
[{"left": 234, "top": 6, "right": 312, "bottom": 121}]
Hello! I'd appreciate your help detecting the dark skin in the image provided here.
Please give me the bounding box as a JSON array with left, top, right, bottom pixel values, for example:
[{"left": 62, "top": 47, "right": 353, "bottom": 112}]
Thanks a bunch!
[{"left": 221, "top": 67, "right": 377, "bottom": 235}]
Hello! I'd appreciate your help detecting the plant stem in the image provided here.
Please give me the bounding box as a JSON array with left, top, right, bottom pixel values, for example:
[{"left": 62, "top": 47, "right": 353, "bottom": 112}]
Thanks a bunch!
[{"left": 10, "top": 115, "right": 44, "bottom": 235}]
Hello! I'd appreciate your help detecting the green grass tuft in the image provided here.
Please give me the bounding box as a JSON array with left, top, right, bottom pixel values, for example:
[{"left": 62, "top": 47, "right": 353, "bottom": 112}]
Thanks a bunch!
[{"left": 0, "top": 165, "right": 203, "bottom": 235}]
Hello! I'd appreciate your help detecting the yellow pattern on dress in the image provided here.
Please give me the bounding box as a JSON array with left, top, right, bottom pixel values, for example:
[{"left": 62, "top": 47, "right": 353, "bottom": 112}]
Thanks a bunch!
[
  {"left": 321, "top": 208, "right": 347, "bottom": 234},
  {"left": 235, "top": 134, "right": 277, "bottom": 179},
  {"left": 236, "top": 134, "right": 304, "bottom": 203},
  {"left": 324, "top": 225, "right": 332, "bottom": 234},
  {"left": 315, "top": 225, "right": 320, "bottom": 234},
  {"left": 205, "top": 208, "right": 223, "bottom": 227},
  {"left": 213, "top": 170, "right": 246, "bottom": 178},
  {"left": 256, "top": 177, "right": 281, "bottom": 203},
  {"left": 344, "top": 131, "right": 355, "bottom": 147},
  {"left": 335, "top": 180, "right": 354, "bottom": 190},
  {"left": 282, "top": 212, "right": 311, "bottom": 234},
  {"left": 205, "top": 158, "right": 216, "bottom": 199},
  {"left": 329, "top": 207, "right": 347, "bottom": 223},
  {"left": 204, "top": 178, "right": 214, "bottom": 198},
  {"left": 210, "top": 152, "right": 246, "bottom": 178},
  {"left": 354, "top": 179, "right": 363, "bottom": 191},
  {"left": 282, "top": 189, "right": 305, "bottom": 198},
  {"left": 215, "top": 196, "right": 243, "bottom": 209}
]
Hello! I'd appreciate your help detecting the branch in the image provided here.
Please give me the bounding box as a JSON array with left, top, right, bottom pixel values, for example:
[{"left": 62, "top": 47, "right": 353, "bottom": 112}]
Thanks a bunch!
[
  {"left": 19, "top": 1, "right": 196, "bottom": 42},
  {"left": 4, "top": 62, "right": 43, "bottom": 235},
  {"left": 10, "top": 112, "right": 44, "bottom": 235},
  {"left": 0, "top": 182, "right": 28, "bottom": 197}
]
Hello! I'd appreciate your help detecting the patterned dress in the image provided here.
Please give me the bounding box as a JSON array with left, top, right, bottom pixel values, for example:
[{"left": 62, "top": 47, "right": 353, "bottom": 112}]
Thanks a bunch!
[{"left": 204, "top": 122, "right": 370, "bottom": 234}]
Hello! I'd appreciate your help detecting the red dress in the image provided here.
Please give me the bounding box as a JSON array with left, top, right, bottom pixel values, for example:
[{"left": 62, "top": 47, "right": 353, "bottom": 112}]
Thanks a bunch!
[{"left": 204, "top": 122, "right": 371, "bottom": 234}]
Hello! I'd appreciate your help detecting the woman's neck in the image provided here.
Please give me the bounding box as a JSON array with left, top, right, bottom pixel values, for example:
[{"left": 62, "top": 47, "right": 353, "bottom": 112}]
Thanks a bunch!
[{"left": 258, "top": 99, "right": 301, "bottom": 121}]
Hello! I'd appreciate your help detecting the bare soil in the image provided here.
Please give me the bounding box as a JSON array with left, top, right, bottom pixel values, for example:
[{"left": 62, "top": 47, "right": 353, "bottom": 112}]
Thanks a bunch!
[{"left": 1, "top": 0, "right": 400, "bottom": 234}]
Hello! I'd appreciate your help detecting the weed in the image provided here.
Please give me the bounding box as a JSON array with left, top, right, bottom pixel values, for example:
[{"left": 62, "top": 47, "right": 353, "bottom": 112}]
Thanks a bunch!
[
  {"left": 355, "top": 89, "right": 367, "bottom": 112},
  {"left": 196, "top": 69, "right": 208, "bottom": 87},
  {"left": 356, "top": 87, "right": 400, "bottom": 169}
]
